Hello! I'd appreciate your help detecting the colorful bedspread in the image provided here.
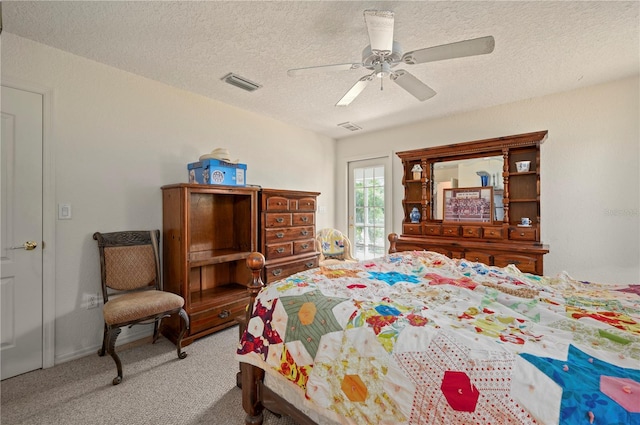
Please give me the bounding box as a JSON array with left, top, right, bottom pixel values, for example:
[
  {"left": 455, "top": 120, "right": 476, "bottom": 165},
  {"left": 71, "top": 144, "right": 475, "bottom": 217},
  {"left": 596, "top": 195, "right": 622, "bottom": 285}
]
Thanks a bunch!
[{"left": 237, "top": 251, "right": 640, "bottom": 425}]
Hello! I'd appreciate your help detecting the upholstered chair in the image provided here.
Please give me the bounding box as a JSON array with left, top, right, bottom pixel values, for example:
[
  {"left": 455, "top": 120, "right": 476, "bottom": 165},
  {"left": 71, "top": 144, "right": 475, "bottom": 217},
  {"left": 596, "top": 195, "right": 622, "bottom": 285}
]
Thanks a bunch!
[
  {"left": 93, "top": 230, "right": 189, "bottom": 385},
  {"left": 315, "top": 228, "right": 358, "bottom": 266}
]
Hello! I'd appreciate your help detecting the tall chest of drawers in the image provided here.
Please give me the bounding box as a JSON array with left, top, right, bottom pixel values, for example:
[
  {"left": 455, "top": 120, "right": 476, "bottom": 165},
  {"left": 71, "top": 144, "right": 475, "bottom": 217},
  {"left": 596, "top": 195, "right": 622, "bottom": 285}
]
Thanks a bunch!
[{"left": 260, "top": 189, "right": 320, "bottom": 284}]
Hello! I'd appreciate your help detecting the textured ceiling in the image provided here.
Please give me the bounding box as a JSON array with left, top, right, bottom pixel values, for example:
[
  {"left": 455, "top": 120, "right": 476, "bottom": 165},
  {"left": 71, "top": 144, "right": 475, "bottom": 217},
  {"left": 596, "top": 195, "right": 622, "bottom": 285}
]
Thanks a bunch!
[{"left": 4, "top": 1, "right": 639, "bottom": 139}]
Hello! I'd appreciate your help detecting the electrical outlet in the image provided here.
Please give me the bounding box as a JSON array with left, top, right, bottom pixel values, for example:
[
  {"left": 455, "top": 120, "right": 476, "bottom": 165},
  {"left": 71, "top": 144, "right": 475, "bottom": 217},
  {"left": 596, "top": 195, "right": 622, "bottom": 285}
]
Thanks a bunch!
[
  {"left": 83, "top": 293, "right": 100, "bottom": 309},
  {"left": 88, "top": 293, "right": 99, "bottom": 309}
]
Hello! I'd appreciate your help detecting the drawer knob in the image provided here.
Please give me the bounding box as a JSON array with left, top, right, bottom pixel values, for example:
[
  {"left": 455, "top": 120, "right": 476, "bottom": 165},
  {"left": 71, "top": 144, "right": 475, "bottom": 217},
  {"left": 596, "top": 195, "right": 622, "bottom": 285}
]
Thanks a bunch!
[
  {"left": 448, "top": 230, "right": 453, "bottom": 234},
  {"left": 276, "top": 232, "right": 284, "bottom": 238},
  {"left": 474, "top": 257, "right": 479, "bottom": 261},
  {"left": 301, "top": 216, "right": 309, "bottom": 222},
  {"left": 490, "top": 231, "right": 495, "bottom": 235},
  {"left": 276, "top": 217, "right": 284, "bottom": 223},
  {"left": 218, "top": 310, "right": 230, "bottom": 319},
  {"left": 272, "top": 269, "right": 282, "bottom": 276},
  {"left": 301, "top": 230, "right": 309, "bottom": 236},
  {"left": 301, "top": 244, "right": 309, "bottom": 249},
  {"left": 277, "top": 247, "right": 285, "bottom": 253},
  {"left": 520, "top": 232, "right": 525, "bottom": 236},
  {"left": 306, "top": 262, "right": 314, "bottom": 268},
  {"left": 468, "top": 230, "right": 473, "bottom": 234}
]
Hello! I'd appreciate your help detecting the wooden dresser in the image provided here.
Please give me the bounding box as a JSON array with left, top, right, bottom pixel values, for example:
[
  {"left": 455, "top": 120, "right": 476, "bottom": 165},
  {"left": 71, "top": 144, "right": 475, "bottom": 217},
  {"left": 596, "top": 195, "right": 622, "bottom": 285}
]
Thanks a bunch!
[
  {"left": 259, "top": 189, "right": 320, "bottom": 284},
  {"left": 391, "top": 131, "right": 549, "bottom": 275}
]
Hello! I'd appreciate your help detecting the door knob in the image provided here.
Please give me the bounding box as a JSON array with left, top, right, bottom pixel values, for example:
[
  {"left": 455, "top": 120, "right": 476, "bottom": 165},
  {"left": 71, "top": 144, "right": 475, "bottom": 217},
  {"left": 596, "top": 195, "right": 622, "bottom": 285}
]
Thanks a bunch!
[{"left": 9, "top": 241, "right": 38, "bottom": 251}]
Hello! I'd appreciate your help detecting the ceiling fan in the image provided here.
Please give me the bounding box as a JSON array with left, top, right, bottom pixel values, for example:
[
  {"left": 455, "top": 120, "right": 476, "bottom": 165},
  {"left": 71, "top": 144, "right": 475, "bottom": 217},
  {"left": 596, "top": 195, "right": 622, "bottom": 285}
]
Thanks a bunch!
[{"left": 287, "top": 10, "right": 495, "bottom": 106}]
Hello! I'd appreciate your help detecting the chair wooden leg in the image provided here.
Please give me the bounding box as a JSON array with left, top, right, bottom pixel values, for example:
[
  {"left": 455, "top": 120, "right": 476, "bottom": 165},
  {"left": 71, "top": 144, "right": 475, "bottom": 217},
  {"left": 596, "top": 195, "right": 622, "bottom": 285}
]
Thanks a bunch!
[
  {"left": 97, "top": 323, "right": 108, "bottom": 356},
  {"left": 152, "top": 318, "right": 160, "bottom": 344},
  {"left": 106, "top": 326, "right": 123, "bottom": 385},
  {"left": 176, "top": 308, "right": 189, "bottom": 360}
]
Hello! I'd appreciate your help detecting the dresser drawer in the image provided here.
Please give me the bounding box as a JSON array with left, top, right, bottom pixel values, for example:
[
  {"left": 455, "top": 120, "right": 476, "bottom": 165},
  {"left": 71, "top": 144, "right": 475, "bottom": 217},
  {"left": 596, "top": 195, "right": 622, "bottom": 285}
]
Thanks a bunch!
[
  {"left": 509, "top": 227, "right": 537, "bottom": 241},
  {"left": 264, "top": 256, "right": 319, "bottom": 284},
  {"left": 462, "top": 226, "right": 482, "bottom": 238},
  {"left": 451, "top": 250, "right": 464, "bottom": 259},
  {"left": 442, "top": 225, "right": 461, "bottom": 237},
  {"left": 425, "top": 246, "right": 452, "bottom": 257},
  {"left": 264, "top": 213, "right": 292, "bottom": 228},
  {"left": 403, "top": 223, "right": 422, "bottom": 235},
  {"left": 483, "top": 227, "right": 504, "bottom": 239},
  {"left": 265, "top": 226, "right": 315, "bottom": 243},
  {"left": 265, "top": 196, "right": 290, "bottom": 211},
  {"left": 294, "top": 239, "right": 315, "bottom": 255},
  {"left": 296, "top": 197, "right": 317, "bottom": 211},
  {"left": 465, "top": 251, "right": 492, "bottom": 265},
  {"left": 189, "top": 297, "right": 249, "bottom": 335},
  {"left": 265, "top": 242, "right": 293, "bottom": 259},
  {"left": 494, "top": 254, "right": 537, "bottom": 274},
  {"left": 424, "top": 224, "right": 442, "bottom": 236},
  {"left": 293, "top": 212, "right": 314, "bottom": 226}
]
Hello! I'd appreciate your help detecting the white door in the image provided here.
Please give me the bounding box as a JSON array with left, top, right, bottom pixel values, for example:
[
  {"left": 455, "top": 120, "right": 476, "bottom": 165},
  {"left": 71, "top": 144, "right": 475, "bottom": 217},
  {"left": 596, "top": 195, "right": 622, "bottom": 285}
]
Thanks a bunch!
[
  {"left": 1, "top": 86, "right": 44, "bottom": 380},
  {"left": 347, "top": 157, "right": 391, "bottom": 260}
]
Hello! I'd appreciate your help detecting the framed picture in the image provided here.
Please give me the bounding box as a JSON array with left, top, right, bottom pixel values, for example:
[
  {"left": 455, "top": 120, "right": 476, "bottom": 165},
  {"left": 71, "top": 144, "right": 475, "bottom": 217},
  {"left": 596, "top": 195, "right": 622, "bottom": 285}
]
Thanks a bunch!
[{"left": 443, "top": 187, "right": 493, "bottom": 223}]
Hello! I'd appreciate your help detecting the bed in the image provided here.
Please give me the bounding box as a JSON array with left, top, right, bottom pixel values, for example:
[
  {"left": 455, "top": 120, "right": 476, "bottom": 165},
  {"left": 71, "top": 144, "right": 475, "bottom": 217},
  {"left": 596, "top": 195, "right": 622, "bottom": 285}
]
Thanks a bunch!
[{"left": 237, "top": 245, "right": 640, "bottom": 425}]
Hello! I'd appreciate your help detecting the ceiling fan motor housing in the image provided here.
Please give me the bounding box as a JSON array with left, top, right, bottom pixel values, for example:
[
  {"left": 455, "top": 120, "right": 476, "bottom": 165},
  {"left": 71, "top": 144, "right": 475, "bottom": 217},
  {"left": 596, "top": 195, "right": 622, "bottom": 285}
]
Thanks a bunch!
[{"left": 362, "top": 41, "right": 403, "bottom": 69}]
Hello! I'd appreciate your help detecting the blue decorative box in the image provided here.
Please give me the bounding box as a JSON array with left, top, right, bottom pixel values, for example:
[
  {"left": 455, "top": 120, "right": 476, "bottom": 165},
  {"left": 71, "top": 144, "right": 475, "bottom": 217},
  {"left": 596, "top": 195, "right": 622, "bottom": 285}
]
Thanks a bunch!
[{"left": 187, "top": 159, "right": 246, "bottom": 186}]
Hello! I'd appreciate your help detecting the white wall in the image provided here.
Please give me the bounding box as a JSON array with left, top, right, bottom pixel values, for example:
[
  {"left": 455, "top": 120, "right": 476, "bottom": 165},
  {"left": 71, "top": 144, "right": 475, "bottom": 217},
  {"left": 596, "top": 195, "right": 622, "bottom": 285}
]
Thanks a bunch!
[
  {"left": 336, "top": 76, "right": 639, "bottom": 284},
  {"left": 3, "top": 32, "right": 639, "bottom": 365},
  {"left": 2, "top": 34, "right": 336, "bottom": 363}
]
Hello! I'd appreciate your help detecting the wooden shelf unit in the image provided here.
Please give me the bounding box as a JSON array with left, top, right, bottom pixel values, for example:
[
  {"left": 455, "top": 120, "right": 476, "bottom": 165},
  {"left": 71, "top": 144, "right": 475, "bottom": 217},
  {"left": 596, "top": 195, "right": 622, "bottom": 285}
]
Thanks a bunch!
[
  {"left": 393, "top": 131, "right": 549, "bottom": 275},
  {"left": 161, "top": 183, "right": 259, "bottom": 345}
]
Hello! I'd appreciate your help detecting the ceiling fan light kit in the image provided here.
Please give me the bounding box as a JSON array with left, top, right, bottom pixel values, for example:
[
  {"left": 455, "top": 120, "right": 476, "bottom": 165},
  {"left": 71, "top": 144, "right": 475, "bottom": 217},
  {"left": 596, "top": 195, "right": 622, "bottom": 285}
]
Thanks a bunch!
[{"left": 288, "top": 9, "right": 495, "bottom": 107}]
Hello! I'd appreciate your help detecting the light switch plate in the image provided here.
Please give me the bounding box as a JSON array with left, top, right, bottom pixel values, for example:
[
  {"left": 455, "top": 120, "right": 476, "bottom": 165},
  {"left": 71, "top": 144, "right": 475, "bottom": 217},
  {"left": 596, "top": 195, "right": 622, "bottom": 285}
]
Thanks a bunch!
[{"left": 58, "top": 203, "right": 72, "bottom": 220}]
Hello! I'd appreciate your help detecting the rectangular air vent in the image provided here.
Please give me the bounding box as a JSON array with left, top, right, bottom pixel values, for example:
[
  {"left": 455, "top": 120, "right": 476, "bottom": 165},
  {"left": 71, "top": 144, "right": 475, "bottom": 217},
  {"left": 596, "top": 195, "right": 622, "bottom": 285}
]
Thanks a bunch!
[
  {"left": 337, "top": 122, "right": 362, "bottom": 132},
  {"left": 221, "top": 73, "right": 262, "bottom": 92}
]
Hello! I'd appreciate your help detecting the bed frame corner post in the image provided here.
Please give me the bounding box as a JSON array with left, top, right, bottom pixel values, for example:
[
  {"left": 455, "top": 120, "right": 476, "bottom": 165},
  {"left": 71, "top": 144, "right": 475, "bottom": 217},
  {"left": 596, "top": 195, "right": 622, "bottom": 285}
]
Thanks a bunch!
[
  {"left": 242, "top": 252, "right": 267, "bottom": 425},
  {"left": 388, "top": 232, "right": 399, "bottom": 253},
  {"left": 245, "top": 252, "right": 266, "bottom": 321},
  {"left": 241, "top": 361, "right": 265, "bottom": 425}
]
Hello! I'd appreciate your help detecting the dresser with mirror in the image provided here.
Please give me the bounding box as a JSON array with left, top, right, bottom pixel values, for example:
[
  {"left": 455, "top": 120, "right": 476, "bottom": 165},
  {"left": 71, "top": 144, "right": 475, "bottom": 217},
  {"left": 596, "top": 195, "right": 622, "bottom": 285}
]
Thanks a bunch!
[{"left": 390, "top": 130, "right": 549, "bottom": 275}]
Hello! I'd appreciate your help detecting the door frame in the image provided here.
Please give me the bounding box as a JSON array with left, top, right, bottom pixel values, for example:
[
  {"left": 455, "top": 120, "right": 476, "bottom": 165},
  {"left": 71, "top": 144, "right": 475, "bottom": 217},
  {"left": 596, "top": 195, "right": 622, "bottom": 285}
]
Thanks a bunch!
[
  {"left": 338, "top": 151, "right": 393, "bottom": 254},
  {"left": 3, "top": 78, "right": 56, "bottom": 369}
]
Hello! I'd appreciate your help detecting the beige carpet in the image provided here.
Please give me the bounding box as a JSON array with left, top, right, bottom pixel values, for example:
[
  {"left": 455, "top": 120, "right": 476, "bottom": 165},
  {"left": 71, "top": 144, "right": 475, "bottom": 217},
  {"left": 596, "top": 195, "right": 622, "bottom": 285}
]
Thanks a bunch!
[{"left": 1, "top": 326, "right": 296, "bottom": 425}]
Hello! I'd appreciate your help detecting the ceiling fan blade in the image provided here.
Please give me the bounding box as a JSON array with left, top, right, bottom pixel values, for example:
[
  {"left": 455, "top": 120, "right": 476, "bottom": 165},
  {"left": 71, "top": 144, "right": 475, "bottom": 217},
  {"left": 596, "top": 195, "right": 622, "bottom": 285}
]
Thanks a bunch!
[
  {"left": 363, "top": 10, "right": 394, "bottom": 54},
  {"left": 391, "top": 70, "right": 437, "bottom": 101},
  {"left": 287, "top": 63, "right": 363, "bottom": 77},
  {"left": 402, "top": 36, "right": 495, "bottom": 65},
  {"left": 336, "top": 74, "right": 374, "bottom": 107}
]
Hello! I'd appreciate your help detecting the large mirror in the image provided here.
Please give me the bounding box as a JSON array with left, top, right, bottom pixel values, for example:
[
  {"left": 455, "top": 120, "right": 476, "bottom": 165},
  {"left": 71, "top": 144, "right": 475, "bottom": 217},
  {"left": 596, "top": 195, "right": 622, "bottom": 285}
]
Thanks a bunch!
[{"left": 432, "top": 156, "right": 504, "bottom": 221}]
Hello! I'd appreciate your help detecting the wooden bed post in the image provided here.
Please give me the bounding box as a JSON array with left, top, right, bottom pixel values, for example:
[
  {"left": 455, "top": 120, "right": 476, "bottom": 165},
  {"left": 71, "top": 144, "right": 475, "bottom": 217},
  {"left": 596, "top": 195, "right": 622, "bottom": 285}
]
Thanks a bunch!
[
  {"left": 388, "top": 232, "right": 398, "bottom": 253},
  {"left": 242, "top": 252, "right": 266, "bottom": 425}
]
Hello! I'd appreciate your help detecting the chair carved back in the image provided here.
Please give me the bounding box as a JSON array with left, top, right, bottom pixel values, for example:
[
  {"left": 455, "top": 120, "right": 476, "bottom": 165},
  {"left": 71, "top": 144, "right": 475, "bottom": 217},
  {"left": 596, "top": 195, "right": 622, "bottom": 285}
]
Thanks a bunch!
[{"left": 94, "top": 230, "right": 162, "bottom": 302}]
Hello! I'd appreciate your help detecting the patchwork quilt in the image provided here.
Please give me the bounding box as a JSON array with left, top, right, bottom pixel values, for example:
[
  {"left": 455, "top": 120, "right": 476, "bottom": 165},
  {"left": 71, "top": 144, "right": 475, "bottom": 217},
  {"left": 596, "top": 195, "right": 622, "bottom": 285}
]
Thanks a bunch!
[{"left": 237, "top": 251, "right": 640, "bottom": 425}]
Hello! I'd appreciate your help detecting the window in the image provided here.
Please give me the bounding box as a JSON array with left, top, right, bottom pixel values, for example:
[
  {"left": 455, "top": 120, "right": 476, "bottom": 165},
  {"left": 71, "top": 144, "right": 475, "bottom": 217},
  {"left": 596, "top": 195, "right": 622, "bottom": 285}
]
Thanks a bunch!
[{"left": 349, "top": 161, "right": 387, "bottom": 260}]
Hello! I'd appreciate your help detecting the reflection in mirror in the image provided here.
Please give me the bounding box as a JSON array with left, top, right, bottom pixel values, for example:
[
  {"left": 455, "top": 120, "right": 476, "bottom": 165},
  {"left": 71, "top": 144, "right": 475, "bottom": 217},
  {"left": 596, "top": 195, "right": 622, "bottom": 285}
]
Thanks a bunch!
[{"left": 432, "top": 156, "right": 504, "bottom": 221}]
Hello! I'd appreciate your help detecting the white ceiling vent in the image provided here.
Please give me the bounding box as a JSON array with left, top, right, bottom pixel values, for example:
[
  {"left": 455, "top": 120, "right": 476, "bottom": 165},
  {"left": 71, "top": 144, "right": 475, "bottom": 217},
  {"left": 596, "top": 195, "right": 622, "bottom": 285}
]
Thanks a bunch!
[
  {"left": 337, "top": 122, "right": 362, "bottom": 132},
  {"left": 221, "top": 73, "right": 262, "bottom": 92}
]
